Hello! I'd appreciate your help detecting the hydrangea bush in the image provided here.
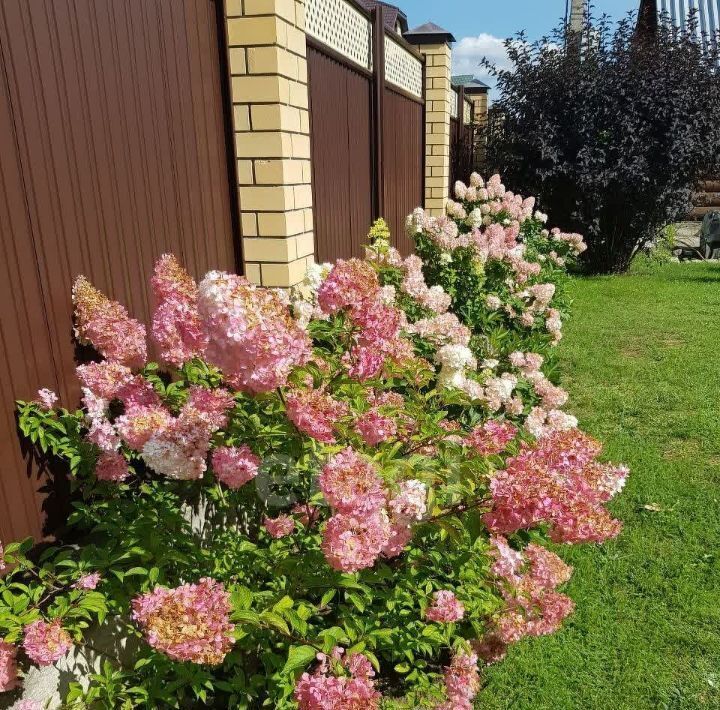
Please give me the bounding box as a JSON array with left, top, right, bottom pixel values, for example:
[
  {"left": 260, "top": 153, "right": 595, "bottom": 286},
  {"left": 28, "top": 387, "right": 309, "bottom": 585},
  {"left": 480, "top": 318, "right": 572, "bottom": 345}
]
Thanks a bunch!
[{"left": 0, "top": 175, "right": 626, "bottom": 709}]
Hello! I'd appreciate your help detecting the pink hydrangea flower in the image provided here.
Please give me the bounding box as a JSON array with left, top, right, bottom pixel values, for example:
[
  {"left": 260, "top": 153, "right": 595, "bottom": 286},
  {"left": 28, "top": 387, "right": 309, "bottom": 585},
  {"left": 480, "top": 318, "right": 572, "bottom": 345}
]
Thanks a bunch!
[
  {"left": 212, "top": 445, "right": 260, "bottom": 489},
  {"left": 317, "top": 259, "right": 380, "bottom": 315},
  {"left": 115, "top": 405, "right": 171, "bottom": 451},
  {"left": 95, "top": 451, "right": 130, "bottom": 482},
  {"left": 132, "top": 578, "right": 234, "bottom": 665},
  {"left": 489, "top": 536, "right": 575, "bottom": 643},
  {"left": 466, "top": 420, "right": 518, "bottom": 456},
  {"left": 74, "top": 572, "right": 101, "bottom": 590},
  {"left": 198, "top": 271, "right": 311, "bottom": 393},
  {"left": 318, "top": 448, "right": 386, "bottom": 514},
  {"left": 116, "top": 375, "right": 162, "bottom": 410},
  {"left": 294, "top": 648, "right": 381, "bottom": 710},
  {"left": 76, "top": 361, "right": 133, "bottom": 400},
  {"left": 87, "top": 417, "right": 121, "bottom": 452},
  {"left": 425, "top": 590, "right": 465, "bottom": 623},
  {"left": 405, "top": 313, "right": 471, "bottom": 347},
  {"left": 381, "top": 522, "right": 413, "bottom": 558},
  {"left": 401, "top": 255, "right": 450, "bottom": 314},
  {"left": 484, "top": 429, "right": 625, "bottom": 543},
  {"left": 23, "top": 620, "right": 73, "bottom": 666},
  {"left": 355, "top": 411, "right": 397, "bottom": 446},
  {"left": 322, "top": 511, "right": 390, "bottom": 573},
  {"left": 387, "top": 480, "right": 427, "bottom": 523},
  {"left": 151, "top": 254, "right": 208, "bottom": 367},
  {"left": 0, "top": 640, "right": 18, "bottom": 691},
  {"left": 72, "top": 276, "right": 146, "bottom": 369},
  {"left": 186, "top": 386, "right": 235, "bottom": 430},
  {"left": 36, "top": 388, "right": 58, "bottom": 410},
  {"left": 286, "top": 388, "right": 349, "bottom": 443},
  {"left": 264, "top": 515, "right": 295, "bottom": 539},
  {"left": 439, "top": 651, "right": 480, "bottom": 709},
  {"left": 140, "top": 395, "right": 226, "bottom": 481}
]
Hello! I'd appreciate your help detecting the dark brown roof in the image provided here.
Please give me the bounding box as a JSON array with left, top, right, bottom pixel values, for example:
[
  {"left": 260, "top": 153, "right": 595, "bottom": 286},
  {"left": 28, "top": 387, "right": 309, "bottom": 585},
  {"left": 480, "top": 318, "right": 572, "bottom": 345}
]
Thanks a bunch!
[
  {"left": 355, "top": 0, "right": 408, "bottom": 34},
  {"left": 404, "top": 22, "right": 456, "bottom": 44}
]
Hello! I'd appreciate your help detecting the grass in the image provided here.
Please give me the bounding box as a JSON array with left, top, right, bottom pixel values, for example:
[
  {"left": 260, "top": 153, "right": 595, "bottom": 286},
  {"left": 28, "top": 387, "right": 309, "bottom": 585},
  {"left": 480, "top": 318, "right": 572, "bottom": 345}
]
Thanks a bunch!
[{"left": 478, "top": 262, "right": 720, "bottom": 710}]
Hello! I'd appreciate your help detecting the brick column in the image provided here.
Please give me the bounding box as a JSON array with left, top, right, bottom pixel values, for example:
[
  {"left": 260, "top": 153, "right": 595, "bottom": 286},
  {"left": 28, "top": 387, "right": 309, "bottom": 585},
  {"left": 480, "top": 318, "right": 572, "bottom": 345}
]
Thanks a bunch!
[
  {"left": 225, "top": 0, "right": 314, "bottom": 287},
  {"left": 467, "top": 91, "right": 488, "bottom": 127},
  {"left": 405, "top": 24, "right": 456, "bottom": 216}
]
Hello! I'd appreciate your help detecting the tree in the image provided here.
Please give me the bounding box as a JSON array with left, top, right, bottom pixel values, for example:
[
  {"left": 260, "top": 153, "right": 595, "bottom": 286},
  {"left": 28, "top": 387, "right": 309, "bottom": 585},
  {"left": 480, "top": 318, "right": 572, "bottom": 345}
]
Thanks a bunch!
[{"left": 482, "top": 12, "right": 720, "bottom": 273}]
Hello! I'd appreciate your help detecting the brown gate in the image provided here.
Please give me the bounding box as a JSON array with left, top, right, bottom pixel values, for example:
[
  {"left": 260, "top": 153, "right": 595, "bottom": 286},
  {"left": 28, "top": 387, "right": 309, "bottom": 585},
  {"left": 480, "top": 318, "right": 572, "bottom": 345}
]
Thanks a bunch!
[
  {"left": 308, "top": 5, "right": 424, "bottom": 262},
  {"left": 0, "top": 0, "right": 240, "bottom": 543}
]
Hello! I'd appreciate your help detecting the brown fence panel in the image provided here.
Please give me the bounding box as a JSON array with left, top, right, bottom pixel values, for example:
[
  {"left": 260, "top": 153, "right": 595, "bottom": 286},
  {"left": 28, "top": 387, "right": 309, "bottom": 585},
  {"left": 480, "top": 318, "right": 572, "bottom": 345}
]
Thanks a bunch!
[
  {"left": 450, "top": 122, "right": 476, "bottom": 195},
  {"left": 383, "top": 86, "right": 423, "bottom": 254},
  {"left": 308, "top": 43, "right": 373, "bottom": 262},
  {"left": 0, "top": 62, "right": 59, "bottom": 543},
  {"left": 0, "top": 0, "right": 239, "bottom": 542}
]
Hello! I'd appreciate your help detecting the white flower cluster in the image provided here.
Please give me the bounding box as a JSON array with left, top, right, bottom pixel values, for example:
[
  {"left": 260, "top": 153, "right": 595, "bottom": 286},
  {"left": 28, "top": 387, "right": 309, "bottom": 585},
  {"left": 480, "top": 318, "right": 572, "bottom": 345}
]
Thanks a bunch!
[{"left": 291, "top": 262, "right": 333, "bottom": 328}]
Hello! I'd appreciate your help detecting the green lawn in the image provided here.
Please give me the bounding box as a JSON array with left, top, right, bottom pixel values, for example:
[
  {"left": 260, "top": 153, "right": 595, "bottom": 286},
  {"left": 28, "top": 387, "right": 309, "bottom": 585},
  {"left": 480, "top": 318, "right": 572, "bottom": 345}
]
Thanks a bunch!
[{"left": 478, "top": 262, "right": 720, "bottom": 710}]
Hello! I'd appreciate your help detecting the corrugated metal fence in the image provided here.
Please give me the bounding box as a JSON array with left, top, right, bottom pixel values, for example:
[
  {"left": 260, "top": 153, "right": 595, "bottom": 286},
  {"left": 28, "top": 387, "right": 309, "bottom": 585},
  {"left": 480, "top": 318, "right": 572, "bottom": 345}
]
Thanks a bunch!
[
  {"left": 306, "top": 0, "right": 423, "bottom": 261},
  {"left": 449, "top": 86, "right": 476, "bottom": 196},
  {"left": 0, "top": 0, "right": 240, "bottom": 543}
]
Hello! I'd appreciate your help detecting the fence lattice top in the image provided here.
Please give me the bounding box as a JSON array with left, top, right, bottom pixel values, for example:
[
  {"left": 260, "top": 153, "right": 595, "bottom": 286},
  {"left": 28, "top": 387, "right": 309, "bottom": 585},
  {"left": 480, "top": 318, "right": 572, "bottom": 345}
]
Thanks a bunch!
[
  {"left": 384, "top": 34, "right": 422, "bottom": 98},
  {"left": 306, "top": 0, "right": 423, "bottom": 99},
  {"left": 306, "top": 0, "right": 373, "bottom": 69}
]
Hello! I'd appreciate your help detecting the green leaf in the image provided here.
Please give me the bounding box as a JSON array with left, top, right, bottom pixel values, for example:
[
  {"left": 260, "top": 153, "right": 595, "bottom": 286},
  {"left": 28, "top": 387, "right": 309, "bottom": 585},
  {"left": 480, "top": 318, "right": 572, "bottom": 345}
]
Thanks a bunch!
[{"left": 282, "top": 645, "right": 317, "bottom": 675}]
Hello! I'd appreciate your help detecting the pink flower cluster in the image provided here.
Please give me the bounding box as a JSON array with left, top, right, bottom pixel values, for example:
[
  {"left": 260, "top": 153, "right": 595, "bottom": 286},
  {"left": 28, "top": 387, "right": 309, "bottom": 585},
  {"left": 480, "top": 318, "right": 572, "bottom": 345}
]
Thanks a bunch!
[
  {"left": 318, "top": 259, "right": 413, "bottom": 381},
  {"left": 437, "top": 651, "right": 480, "bottom": 710},
  {"left": 485, "top": 429, "right": 627, "bottom": 543},
  {"left": 74, "top": 572, "right": 101, "bottom": 590},
  {"left": 319, "top": 449, "right": 420, "bottom": 571},
  {"left": 401, "top": 255, "right": 451, "bottom": 314},
  {"left": 319, "top": 448, "right": 386, "bottom": 514},
  {"left": 294, "top": 648, "right": 381, "bottom": 709},
  {"left": 140, "top": 387, "right": 233, "bottom": 481},
  {"left": 264, "top": 515, "right": 295, "bottom": 538},
  {"left": 132, "top": 578, "right": 234, "bottom": 665},
  {"left": 211, "top": 445, "right": 260, "bottom": 489},
  {"left": 36, "top": 388, "right": 58, "bottom": 410},
  {"left": 0, "top": 640, "right": 18, "bottom": 691},
  {"left": 487, "top": 536, "right": 575, "bottom": 647},
  {"left": 425, "top": 590, "right": 465, "bottom": 623},
  {"left": 72, "top": 276, "right": 147, "bottom": 368},
  {"left": 405, "top": 312, "right": 471, "bottom": 348},
  {"left": 23, "top": 620, "right": 73, "bottom": 666},
  {"left": 286, "top": 388, "right": 349, "bottom": 443},
  {"left": 151, "top": 254, "right": 208, "bottom": 367},
  {"left": 466, "top": 420, "right": 518, "bottom": 456},
  {"left": 198, "top": 271, "right": 311, "bottom": 393},
  {"left": 355, "top": 411, "right": 397, "bottom": 446},
  {"left": 95, "top": 451, "right": 130, "bottom": 482},
  {"left": 354, "top": 390, "right": 404, "bottom": 445}
]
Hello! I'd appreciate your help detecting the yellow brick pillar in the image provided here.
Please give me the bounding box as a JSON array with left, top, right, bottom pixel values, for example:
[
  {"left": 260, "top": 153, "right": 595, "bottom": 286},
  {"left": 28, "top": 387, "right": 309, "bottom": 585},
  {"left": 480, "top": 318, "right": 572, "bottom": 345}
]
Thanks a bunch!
[
  {"left": 225, "top": 0, "right": 314, "bottom": 287},
  {"left": 467, "top": 90, "right": 488, "bottom": 127},
  {"left": 405, "top": 23, "right": 456, "bottom": 216}
]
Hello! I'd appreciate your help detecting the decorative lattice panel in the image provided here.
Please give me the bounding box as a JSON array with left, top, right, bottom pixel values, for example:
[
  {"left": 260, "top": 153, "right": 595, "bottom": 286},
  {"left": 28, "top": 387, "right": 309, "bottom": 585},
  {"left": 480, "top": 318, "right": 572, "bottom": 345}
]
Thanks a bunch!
[
  {"left": 306, "top": 0, "right": 372, "bottom": 70},
  {"left": 463, "top": 98, "right": 472, "bottom": 125},
  {"left": 384, "top": 35, "right": 423, "bottom": 98},
  {"left": 451, "top": 90, "right": 459, "bottom": 119}
]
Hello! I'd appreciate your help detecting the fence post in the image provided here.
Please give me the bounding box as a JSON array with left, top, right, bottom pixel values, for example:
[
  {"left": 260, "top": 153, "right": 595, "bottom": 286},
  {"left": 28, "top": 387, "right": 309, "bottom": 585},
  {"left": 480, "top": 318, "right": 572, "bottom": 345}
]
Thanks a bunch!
[
  {"left": 372, "top": 7, "right": 386, "bottom": 220},
  {"left": 224, "top": 0, "right": 315, "bottom": 287},
  {"left": 405, "top": 23, "right": 456, "bottom": 216}
]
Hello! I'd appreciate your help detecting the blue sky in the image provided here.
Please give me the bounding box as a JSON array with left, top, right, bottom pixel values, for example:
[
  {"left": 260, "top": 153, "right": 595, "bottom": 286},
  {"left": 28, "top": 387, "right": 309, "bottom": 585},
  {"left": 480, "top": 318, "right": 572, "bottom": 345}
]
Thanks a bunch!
[{"left": 403, "top": 0, "right": 641, "bottom": 95}]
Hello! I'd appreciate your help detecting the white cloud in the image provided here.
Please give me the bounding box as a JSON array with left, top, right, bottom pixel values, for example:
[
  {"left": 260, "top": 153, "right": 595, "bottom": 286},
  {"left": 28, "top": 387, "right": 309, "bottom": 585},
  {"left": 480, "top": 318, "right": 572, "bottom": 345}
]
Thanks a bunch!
[{"left": 452, "top": 33, "right": 512, "bottom": 97}]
